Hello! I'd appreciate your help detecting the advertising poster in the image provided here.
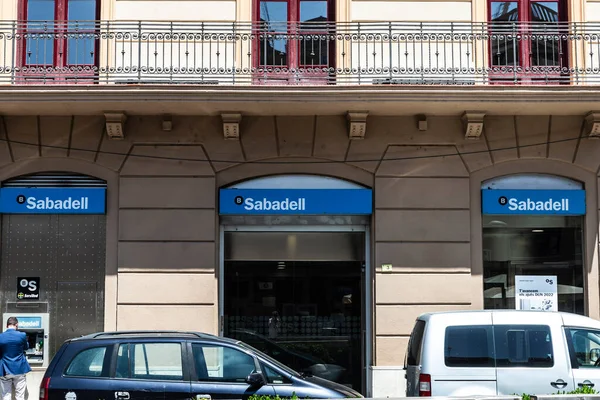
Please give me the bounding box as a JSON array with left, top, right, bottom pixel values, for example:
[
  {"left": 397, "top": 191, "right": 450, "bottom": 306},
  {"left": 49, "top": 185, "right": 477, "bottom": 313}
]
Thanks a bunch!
[{"left": 515, "top": 275, "right": 558, "bottom": 311}]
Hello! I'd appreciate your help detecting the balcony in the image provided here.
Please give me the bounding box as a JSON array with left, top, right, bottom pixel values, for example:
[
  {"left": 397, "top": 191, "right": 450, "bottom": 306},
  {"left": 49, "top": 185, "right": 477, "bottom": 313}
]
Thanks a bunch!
[
  {"left": 0, "top": 20, "right": 598, "bottom": 86},
  {"left": 0, "top": 20, "right": 600, "bottom": 117}
]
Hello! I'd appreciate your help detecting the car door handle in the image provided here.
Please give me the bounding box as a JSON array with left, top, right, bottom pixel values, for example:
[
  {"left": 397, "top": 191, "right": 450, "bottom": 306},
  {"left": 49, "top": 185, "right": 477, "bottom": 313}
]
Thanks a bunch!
[
  {"left": 579, "top": 381, "right": 595, "bottom": 388},
  {"left": 115, "top": 392, "right": 130, "bottom": 400},
  {"left": 551, "top": 379, "right": 568, "bottom": 389}
]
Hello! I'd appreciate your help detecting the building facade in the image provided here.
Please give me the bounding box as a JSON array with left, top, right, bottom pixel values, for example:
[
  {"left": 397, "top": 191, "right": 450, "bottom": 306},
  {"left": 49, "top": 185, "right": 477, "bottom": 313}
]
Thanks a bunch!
[{"left": 0, "top": 0, "right": 600, "bottom": 397}]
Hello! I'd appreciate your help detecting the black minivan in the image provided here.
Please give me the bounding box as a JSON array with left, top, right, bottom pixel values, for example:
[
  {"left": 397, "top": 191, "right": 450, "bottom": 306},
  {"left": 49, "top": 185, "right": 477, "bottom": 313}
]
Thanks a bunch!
[{"left": 40, "top": 331, "right": 362, "bottom": 400}]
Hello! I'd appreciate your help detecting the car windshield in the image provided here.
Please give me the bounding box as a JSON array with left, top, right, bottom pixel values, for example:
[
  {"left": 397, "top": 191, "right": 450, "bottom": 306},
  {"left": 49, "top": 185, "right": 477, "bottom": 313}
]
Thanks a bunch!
[{"left": 237, "top": 341, "right": 302, "bottom": 377}]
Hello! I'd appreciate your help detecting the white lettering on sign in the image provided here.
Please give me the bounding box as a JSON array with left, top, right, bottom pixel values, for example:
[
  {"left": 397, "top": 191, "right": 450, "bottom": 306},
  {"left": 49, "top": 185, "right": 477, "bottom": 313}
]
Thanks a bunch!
[
  {"left": 507, "top": 198, "right": 569, "bottom": 212},
  {"left": 26, "top": 197, "right": 89, "bottom": 210},
  {"left": 18, "top": 319, "right": 41, "bottom": 328},
  {"left": 244, "top": 197, "right": 306, "bottom": 211}
]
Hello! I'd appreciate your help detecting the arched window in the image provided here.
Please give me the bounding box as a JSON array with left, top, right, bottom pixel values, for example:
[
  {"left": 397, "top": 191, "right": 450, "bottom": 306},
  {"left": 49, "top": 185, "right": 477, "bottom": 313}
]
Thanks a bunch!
[{"left": 481, "top": 174, "right": 585, "bottom": 315}]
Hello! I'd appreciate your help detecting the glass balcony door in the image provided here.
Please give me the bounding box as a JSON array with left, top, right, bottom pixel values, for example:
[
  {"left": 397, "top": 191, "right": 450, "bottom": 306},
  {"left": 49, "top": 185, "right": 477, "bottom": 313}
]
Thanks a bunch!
[
  {"left": 254, "top": 0, "right": 334, "bottom": 84},
  {"left": 488, "top": 0, "right": 568, "bottom": 84},
  {"left": 17, "top": 0, "right": 99, "bottom": 83}
]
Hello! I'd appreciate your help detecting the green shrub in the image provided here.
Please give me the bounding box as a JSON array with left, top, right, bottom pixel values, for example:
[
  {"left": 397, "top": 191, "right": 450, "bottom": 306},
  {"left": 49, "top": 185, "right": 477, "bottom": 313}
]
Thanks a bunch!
[
  {"left": 248, "top": 392, "right": 301, "bottom": 400},
  {"left": 516, "top": 386, "right": 598, "bottom": 400}
]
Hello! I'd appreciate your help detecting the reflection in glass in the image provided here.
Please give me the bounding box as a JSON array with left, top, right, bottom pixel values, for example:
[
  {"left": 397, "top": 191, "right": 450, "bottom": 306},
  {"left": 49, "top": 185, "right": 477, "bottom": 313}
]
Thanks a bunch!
[
  {"left": 483, "top": 215, "right": 584, "bottom": 314},
  {"left": 67, "top": 0, "right": 97, "bottom": 65},
  {"left": 300, "top": 1, "right": 327, "bottom": 27},
  {"left": 259, "top": 1, "right": 288, "bottom": 66},
  {"left": 490, "top": 2, "right": 519, "bottom": 67},
  {"left": 530, "top": 2, "right": 561, "bottom": 67},
  {"left": 28, "top": 0, "right": 55, "bottom": 21},
  {"left": 300, "top": 37, "right": 328, "bottom": 66},
  {"left": 566, "top": 328, "right": 600, "bottom": 368},
  {"left": 299, "top": 1, "right": 329, "bottom": 66},
  {"left": 68, "top": 0, "right": 96, "bottom": 20},
  {"left": 224, "top": 260, "right": 363, "bottom": 392},
  {"left": 26, "top": 0, "right": 55, "bottom": 65}
]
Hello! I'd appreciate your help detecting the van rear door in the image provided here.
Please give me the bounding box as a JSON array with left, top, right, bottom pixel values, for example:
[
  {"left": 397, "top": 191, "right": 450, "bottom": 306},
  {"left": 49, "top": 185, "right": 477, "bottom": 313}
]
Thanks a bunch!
[{"left": 405, "top": 319, "right": 426, "bottom": 396}]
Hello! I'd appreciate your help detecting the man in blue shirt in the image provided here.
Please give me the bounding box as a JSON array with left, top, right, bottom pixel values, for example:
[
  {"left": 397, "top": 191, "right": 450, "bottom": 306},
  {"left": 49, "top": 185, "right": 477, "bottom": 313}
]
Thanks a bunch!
[{"left": 0, "top": 317, "right": 31, "bottom": 400}]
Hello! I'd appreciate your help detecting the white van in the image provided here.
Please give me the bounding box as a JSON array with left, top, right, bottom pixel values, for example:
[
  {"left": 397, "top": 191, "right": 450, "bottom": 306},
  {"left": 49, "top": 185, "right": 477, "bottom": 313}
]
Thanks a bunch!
[{"left": 405, "top": 310, "right": 600, "bottom": 397}]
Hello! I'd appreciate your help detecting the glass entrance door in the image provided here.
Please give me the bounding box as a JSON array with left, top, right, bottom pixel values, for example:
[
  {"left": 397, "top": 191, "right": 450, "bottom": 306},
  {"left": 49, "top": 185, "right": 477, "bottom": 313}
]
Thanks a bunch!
[{"left": 223, "top": 231, "right": 365, "bottom": 393}]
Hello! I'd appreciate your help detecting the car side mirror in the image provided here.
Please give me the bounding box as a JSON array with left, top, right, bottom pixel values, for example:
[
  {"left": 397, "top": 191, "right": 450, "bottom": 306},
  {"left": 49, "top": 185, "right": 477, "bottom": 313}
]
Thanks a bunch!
[{"left": 246, "top": 372, "right": 266, "bottom": 387}]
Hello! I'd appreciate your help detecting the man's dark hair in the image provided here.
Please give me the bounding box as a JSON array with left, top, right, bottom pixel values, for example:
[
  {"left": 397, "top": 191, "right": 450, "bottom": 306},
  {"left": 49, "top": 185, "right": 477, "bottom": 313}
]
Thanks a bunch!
[{"left": 6, "top": 317, "right": 18, "bottom": 327}]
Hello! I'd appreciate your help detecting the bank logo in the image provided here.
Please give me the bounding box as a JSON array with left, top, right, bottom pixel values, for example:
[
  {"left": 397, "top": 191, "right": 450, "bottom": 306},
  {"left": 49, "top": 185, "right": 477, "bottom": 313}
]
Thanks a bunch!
[
  {"left": 497, "top": 194, "right": 570, "bottom": 212},
  {"left": 16, "top": 195, "right": 91, "bottom": 210},
  {"left": 16, "top": 277, "right": 39, "bottom": 301},
  {"left": 235, "top": 195, "right": 306, "bottom": 211}
]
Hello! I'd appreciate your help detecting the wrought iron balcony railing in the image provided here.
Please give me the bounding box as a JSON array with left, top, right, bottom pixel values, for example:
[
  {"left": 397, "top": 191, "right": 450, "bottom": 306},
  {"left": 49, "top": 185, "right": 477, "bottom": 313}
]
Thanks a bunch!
[{"left": 0, "top": 20, "right": 599, "bottom": 85}]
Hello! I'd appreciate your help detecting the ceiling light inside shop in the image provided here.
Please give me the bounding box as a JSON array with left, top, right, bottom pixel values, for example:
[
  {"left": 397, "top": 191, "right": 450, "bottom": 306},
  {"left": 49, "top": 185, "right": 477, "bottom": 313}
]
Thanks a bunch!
[
  {"left": 532, "top": 229, "right": 544, "bottom": 233},
  {"left": 488, "top": 220, "right": 507, "bottom": 226},
  {"left": 277, "top": 262, "right": 286, "bottom": 270}
]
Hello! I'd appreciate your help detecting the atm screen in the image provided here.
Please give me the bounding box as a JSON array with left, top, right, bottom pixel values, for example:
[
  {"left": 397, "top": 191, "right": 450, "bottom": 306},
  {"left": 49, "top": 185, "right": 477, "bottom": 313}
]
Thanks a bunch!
[{"left": 21, "top": 329, "right": 44, "bottom": 363}]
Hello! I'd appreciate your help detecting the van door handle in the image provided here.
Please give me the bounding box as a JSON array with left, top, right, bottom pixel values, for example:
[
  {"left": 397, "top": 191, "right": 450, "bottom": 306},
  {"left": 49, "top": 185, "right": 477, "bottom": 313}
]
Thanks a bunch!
[
  {"left": 551, "top": 379, "right": 568, "bottom": 389},
  {"left": 579, "top": 381, "right": 595, "bottom": 388},
  {"left": 115, "top": 392, "right": 130, "bottom": 400}
]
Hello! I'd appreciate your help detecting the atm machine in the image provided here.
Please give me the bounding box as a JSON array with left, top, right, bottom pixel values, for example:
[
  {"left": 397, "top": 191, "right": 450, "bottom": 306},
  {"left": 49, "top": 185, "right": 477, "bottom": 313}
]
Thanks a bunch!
[{"left": 2, "top": 313, "right": 49, "bottom": 368}]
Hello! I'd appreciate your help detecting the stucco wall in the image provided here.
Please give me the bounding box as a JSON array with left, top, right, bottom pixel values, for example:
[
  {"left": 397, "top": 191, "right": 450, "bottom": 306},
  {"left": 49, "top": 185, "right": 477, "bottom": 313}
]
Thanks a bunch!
[{"left": 0, "top": 113, "right": 598, "bottom": 370}]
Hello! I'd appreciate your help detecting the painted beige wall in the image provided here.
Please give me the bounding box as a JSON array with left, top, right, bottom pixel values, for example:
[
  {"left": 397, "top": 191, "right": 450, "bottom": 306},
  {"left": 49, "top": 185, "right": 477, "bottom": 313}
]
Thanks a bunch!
[
  {"left": 114, "top": 0, "right": 236, "bottom": 21},
  {"left": 351, "top": 1, "right": 472, "bottom": 21},
  {"left": 0, "top": 113, "right": 599, "bottom": 369}
]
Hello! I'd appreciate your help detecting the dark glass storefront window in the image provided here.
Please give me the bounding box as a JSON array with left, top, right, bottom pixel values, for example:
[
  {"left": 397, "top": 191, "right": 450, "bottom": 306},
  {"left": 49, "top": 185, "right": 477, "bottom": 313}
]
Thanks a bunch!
[
  {"left": 222, "top": 230, "right": 365, "bottom": 392},
  {"left": 224, "top": 259, "right": 362, "bottom": 391},
  {"left": 483, "top": 214, "right": 584, "bottom": 314}
]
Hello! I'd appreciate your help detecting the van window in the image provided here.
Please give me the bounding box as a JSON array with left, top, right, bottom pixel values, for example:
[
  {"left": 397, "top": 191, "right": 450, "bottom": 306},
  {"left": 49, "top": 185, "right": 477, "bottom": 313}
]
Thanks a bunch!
[
  {"left": 192, "top": 344, "right": 256, "bottom": 382},
  {"left": 494, "top": 325, "right": 553, "bottom": 367},
  {"left": 64, "top": 346, "right": 108, "bottom": 377},
  {"left": 406, "top": 320, "right": 426, "bottom": 366},
  {"left": 565, "top": 328, "right": 600, "bottom": 368},
  {"left": 444, "top": 326, "right": 495, "bottom": 367},
  {"left": 116, "top": 343, "right": 184, "bottom": 381}
]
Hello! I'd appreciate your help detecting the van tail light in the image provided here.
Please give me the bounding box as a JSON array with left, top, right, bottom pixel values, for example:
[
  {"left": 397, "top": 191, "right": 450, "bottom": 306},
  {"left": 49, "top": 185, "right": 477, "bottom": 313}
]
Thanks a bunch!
[
  {"left": 39, "top": 377, "right": 50, "bottom": 400},
  {"left": 419, "top": 373, "right": 431, "bottom": 397}
]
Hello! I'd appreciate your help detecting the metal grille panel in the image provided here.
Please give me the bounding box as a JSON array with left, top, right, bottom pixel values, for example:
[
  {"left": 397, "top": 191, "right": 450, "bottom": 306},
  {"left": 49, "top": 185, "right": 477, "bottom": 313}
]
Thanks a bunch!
[
  {"left": 2, "top": 172, "right": 106, "bottom": 188},
  {"left": 56, "top": 281, "right": 98, "bottom": 352},
  {"left": 0, "top": 214, "right": 106, "bottom": 357}
]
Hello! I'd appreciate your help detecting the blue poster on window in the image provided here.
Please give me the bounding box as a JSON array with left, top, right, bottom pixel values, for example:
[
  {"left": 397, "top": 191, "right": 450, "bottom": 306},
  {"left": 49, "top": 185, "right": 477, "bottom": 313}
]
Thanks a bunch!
[{"left": 482, "top": 189, "right": 586, "bottom": 215}]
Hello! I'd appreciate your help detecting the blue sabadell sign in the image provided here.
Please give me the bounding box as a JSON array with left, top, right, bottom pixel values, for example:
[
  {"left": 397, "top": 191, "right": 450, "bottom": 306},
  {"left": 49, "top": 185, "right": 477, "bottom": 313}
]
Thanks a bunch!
[
  {"left": 219, "top": 188, "right": 373, "bottom": 215},
  {"left": 0, "top": 187, "right": 107, "bottom": 214},
  {"left": 14, "top": 316, "right": 42, "bottom": 329},
  {"left": 482, "top": 189, "right": 586, "bottom": 215}
]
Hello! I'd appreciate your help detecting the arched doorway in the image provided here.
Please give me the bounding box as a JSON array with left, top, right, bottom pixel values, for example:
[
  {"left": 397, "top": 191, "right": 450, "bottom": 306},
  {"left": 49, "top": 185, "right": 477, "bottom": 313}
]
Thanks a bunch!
[
  {"left": 0, "top": 171, "right": 107, "bottom": 365},
  {"left": 481, "top": 173, "right": 585, "bottom": 314},
  {"left": 219, "top": 175, "right": 372, "bottom": 394}
]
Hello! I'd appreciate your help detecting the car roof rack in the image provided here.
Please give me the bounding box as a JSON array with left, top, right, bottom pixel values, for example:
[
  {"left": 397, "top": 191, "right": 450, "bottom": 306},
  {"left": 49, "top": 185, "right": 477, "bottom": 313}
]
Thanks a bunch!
[{"left": 75, "top": 330, "right": 221, "bottom": 340}]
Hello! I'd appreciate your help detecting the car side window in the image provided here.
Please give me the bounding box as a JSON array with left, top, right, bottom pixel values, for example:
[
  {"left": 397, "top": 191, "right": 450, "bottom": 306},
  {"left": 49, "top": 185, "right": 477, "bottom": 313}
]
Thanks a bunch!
[
  {"left": 116, "top": 343, "right": 184, "bottom": 381},
  {"left": 64, "top": 346, "right": 108, "bottom": 377},
  {"left": 566, "top": 328, "right": 600, "bottom": 368},
  {"left": 494, "top": 325, "right": 554, "bottom": 368},
  {"left": 261, "top": 363, "right": 291, "bottom": 384},
  {"left": 192, "top": 343, "right": 256, "bottom": 383},
  {"left": 444, "top": 325, "right": 495, "bottom": 367}
]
